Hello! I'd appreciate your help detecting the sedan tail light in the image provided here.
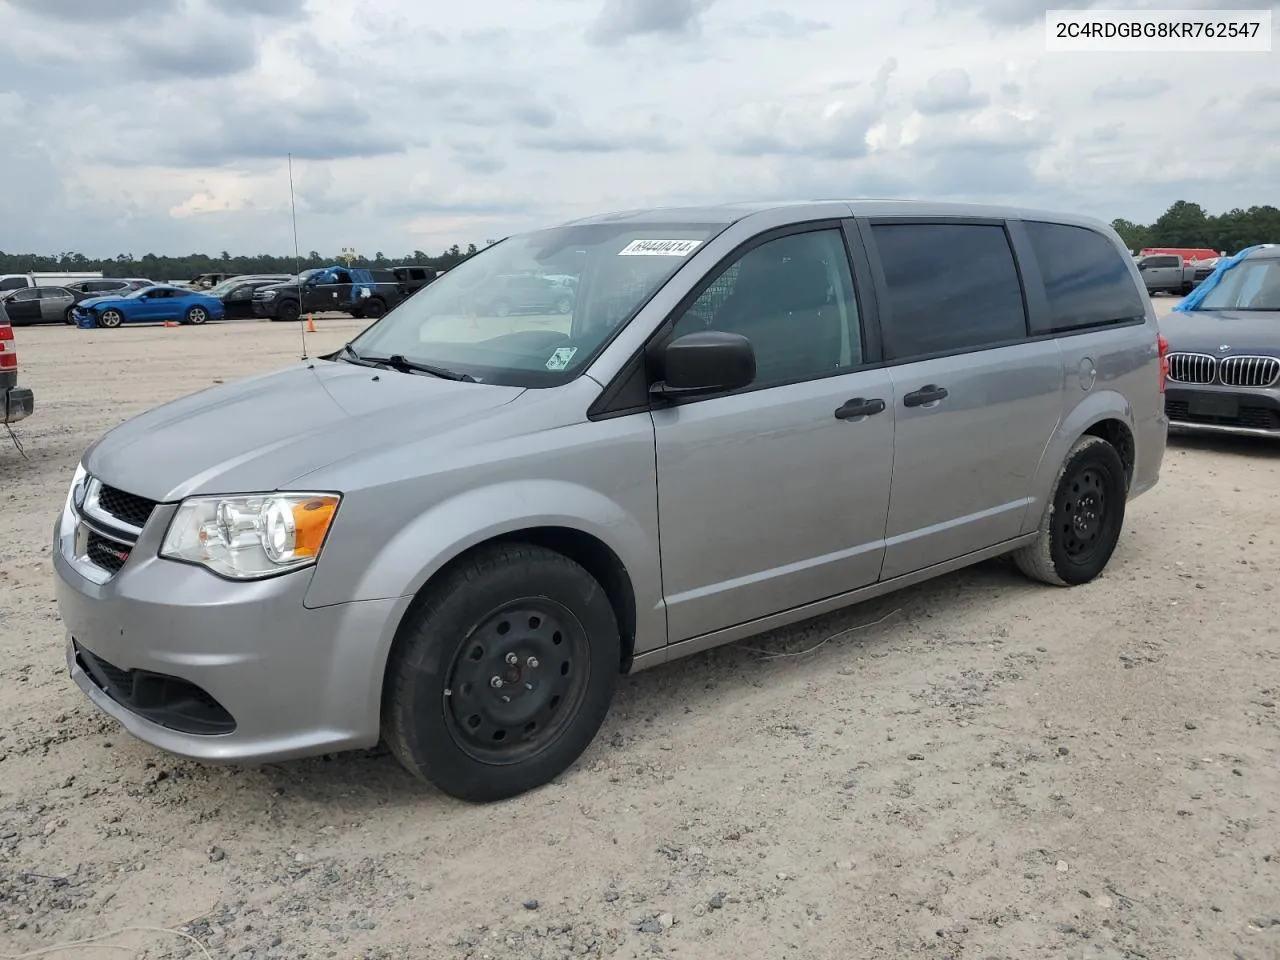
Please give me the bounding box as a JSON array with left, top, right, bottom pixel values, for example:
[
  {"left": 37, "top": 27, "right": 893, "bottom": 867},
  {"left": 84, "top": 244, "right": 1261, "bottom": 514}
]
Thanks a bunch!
[{"left": 0, "top": 321, "right": 16, "bottom": 370}]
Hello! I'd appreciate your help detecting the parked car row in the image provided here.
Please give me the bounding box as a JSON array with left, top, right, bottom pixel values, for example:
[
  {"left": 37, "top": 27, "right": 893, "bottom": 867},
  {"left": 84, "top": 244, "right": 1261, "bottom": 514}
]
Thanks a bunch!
[{"left": 0, "top": 278, "right": 158, "bottom": 325}]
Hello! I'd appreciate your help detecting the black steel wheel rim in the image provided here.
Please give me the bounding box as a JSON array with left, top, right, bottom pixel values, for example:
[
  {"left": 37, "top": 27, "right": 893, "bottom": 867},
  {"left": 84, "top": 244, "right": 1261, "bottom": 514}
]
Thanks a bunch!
[
  {"left": 1057, "top": 465, "right": 1110, "bottom": 562},
  {"left": 443, "top": 598, "right": 591, "bottom": 765}
]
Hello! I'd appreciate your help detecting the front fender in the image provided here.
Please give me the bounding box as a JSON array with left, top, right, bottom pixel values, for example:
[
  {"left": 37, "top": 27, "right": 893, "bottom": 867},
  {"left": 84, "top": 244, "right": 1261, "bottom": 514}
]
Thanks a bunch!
[
  {"left": 1022, "top": 389, "right": 1135, "bottom": 534},
  {"left": 304, "top": 479, "right": 666, "bottom": 654}
]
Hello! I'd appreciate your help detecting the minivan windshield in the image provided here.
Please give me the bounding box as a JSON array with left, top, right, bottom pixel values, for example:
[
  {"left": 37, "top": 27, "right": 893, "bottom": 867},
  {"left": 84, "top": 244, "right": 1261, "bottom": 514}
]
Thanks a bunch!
[
  {"left": 345, "top": 221, "right": 727, "bottom": 386},
  {"left": 1196, "top": 259, "right": 1280, "bottom": 312}
]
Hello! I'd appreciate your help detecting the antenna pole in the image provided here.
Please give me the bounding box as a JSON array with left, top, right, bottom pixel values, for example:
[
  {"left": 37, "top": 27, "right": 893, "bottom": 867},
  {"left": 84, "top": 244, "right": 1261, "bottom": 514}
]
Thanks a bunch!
[{"left": 287, "top": 153, "right": 308, "bottom": 361}]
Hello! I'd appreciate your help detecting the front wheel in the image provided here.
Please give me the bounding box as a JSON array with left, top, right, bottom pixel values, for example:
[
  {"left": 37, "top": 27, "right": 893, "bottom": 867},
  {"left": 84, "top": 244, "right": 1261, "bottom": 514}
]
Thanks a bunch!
[
  {"left": 382, "top": 543, "right": 620, "bottom": 802},
  {"left": 554, "top": 296, "right": 572, "bottom": 315},
  {"left": 64, "top": 308, "right": 76, "bottom": 324},
  {"left": 274, "top": 300, "right": 300, "bottom": 323},
  {"left": 186, "top": 306, "right": 208, "bottom": 325},
  {"left": 1014, "top": 435, "right": 1127, "bottom": 587},
  {"left": 98, "top": 309, "right": 123, "bottom": 328}
]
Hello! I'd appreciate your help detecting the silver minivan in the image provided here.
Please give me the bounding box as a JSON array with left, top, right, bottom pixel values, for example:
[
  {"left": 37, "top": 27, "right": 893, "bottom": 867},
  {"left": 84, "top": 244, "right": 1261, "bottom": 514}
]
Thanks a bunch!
[{"left": 53, "top": 201, "right": 1169, "bottom": 801}]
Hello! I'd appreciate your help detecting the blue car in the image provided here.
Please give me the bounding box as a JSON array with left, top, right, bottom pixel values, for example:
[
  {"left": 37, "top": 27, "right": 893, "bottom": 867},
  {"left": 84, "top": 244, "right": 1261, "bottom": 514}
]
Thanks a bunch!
[{"left": 73, "top": 285, "right": 226, "bottom": 328}]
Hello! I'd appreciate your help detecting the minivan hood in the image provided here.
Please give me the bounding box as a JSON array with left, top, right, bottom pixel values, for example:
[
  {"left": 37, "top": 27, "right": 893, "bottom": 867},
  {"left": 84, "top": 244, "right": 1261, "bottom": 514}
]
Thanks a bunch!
[
  {"left": 83, "top": 360, "right": 525, "bottom": 502},
  {"left": 1161, "top": 309, "right": 1280, "bottom": 354}
]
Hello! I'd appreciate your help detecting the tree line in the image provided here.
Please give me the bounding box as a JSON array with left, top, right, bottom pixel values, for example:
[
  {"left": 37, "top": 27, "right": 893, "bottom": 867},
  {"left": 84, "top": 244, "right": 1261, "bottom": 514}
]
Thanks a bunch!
[
  {"left": 1111, "top": 200, "right": 1280, "bottom": 255},
  {"left": 0, "top": 244, "right": 486, "bottom": 282},
  {"left": 2, "top": 199, "right": 1276, "bottom": 280}
]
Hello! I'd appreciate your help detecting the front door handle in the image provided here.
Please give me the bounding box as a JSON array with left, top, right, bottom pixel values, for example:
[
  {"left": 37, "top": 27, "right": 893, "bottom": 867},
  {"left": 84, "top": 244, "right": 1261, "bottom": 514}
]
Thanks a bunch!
[
  {"left": 834, "top": 397, "right": 886, "bottom": 420},
  {"left": 903, "top": 384, "right": 948, "bottom": 407}
]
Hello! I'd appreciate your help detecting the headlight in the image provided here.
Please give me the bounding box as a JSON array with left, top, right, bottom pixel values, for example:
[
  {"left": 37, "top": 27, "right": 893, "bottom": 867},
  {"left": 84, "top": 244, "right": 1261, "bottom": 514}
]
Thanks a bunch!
[
  {"left": 160, "top": 493, "right": 341, "bottom": 580},
  {"left": 66, "top": 463, "right": 88, "bottom": 512}
]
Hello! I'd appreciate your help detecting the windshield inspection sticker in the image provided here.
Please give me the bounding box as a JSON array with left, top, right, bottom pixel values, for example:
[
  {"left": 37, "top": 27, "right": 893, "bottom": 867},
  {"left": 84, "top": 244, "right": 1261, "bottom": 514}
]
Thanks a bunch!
[
  {"left": 545, "top": 346, "right": 578, "bottom": 371},
  {"left": 618, "top": 239, "right": 702, "bottom": 257}
]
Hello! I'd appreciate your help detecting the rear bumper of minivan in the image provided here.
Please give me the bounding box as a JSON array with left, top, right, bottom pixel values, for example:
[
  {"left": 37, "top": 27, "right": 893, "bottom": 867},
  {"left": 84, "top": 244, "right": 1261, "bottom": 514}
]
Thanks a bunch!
[
  {"left": 1128, "top": 411, "right": 1168, "bottom": 501},
  {"left": 53, "top": 506, "right": 412, "bottom": 764}
]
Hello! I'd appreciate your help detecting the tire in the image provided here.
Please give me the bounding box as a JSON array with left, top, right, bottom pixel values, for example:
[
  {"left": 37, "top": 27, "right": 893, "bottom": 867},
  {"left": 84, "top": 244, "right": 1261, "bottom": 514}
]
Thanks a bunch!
[
  {"left": 99, "top": 309, "right": 123, "bottom": 328},
  {"left": 361, "top": 298, "right": 387, "bottom": 320},
  {"left": 382, "top": 543, "right": 620, "bottom": 803},
  {"left": 64, "top": 308, "right": 76, "bottom": 325},
  {"left": 1014, "top": 435, "right": 1128, "bottom": 587},
  {"left": 554, "top": 296, "right": 572, "bottom": 315},
  {"left": 492, "top": 299, "right": 511, "bottom": 318},
  {"left": 185, "top": 306, "right": 208, "bottom": 325},
  {"left": 274, "top": 300, "right": 300, "bottom": 323}
]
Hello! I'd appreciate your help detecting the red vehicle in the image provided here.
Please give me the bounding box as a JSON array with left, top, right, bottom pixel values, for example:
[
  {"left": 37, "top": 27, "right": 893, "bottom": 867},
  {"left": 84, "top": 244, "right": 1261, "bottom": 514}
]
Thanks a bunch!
[{"left": 1139, "top": 247, "right": 1221, "bottom": 265}]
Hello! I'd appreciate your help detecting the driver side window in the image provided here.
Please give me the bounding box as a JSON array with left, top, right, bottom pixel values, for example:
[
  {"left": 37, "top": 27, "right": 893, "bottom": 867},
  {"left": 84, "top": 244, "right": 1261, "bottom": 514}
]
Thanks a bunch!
[{"left": 669, "top": 228, "right": 863, "bottom": 389}]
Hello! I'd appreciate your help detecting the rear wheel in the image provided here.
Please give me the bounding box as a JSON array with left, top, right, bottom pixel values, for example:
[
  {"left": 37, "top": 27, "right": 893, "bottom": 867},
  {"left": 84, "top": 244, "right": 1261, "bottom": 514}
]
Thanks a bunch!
[
  {"left": 1014, "top": 435, "right": 1127, "bottom": 586},
  {"left": 98, "top": 309, "right": 123, "bottom": 328},
  {"left": 382, "top": 543, "right": 620, "bottom": 802},
  {"left": 361, "top": 298, "right": 387, "bottom": 320}
]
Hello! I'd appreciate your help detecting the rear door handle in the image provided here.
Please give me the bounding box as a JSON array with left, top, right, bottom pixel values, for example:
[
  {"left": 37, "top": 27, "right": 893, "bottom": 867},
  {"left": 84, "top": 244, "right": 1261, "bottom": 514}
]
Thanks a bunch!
[
  {"left": 834, "top": 397, "right": 886, "bottom": 420},
  {"left": 903, "top": 384, "right": 948, "bottom": 407}
]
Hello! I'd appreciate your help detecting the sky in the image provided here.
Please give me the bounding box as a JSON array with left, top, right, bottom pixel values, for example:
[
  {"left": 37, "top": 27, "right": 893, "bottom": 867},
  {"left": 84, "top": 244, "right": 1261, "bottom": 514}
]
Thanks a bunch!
[{"left": 0, "top": 0, "right": 1277, "bottom": 258}]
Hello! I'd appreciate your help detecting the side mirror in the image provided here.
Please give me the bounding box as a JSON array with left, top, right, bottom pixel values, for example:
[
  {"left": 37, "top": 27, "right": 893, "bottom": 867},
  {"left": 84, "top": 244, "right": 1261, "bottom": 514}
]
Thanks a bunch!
[{"left": 653, "top": 331, "right": 755, "bottom": 397}]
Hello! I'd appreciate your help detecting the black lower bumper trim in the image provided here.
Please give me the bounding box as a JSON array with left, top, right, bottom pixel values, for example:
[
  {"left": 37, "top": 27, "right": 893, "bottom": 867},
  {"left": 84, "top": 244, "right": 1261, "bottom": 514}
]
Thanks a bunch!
[{"left": 74, "top": 640, "right": 237, "bottom": 736}]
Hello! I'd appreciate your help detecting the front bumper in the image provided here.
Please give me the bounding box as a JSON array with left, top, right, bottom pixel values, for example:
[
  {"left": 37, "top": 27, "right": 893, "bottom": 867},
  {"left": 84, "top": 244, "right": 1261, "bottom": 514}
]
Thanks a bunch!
[
  {"left": 3, "top": 386, "right": 33, "bottom": 424},
  {"left": 1165, "top": 385, "right": 1280, "bottom": 438},
  {"left": 53, "top": 495, "right": 412, "bottom": 763}
]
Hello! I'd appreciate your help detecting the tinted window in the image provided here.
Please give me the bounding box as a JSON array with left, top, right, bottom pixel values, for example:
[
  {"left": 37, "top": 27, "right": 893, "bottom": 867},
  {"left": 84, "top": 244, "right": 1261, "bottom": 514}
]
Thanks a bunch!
[
  {"left": 9, "top": 288, "right": 38, "bottom": 301},
  {"left": 871, "top": 223, "right": 1027, "bottom": 360},
  {"left": 1024, "top": 222, "right": 1147, "bottom": 332},
  {"left": 670, "top": 228, "right": 862, "bottom": 388},
  {"left": 0, "top": 277, "right": 28, "bottom": 291}
]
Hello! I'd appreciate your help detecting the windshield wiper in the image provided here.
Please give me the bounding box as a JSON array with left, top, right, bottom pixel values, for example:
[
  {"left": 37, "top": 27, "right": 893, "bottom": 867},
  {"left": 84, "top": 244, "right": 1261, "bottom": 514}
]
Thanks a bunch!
[{"left": 337, "top": 344, "right": 474, "bottom": 381}]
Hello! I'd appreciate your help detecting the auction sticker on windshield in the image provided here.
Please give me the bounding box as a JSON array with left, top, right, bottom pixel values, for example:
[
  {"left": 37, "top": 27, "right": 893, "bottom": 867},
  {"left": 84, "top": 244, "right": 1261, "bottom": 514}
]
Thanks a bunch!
[
  {"left": 618, "top": 239, "right": 702, "bottom": 257},
  {"left": 545, "top": 346, "right": 578, "bottom": 370}
]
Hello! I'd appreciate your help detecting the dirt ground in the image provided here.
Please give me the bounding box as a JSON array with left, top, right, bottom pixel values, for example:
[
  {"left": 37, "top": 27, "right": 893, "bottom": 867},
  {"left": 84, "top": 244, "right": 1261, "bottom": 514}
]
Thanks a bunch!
[{"left": 1, "top": 304, "right": 1278, "bottom": 960}]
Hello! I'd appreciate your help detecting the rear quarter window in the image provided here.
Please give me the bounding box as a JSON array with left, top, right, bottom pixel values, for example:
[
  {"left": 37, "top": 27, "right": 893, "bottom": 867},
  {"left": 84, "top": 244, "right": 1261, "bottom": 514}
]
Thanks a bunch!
[
  {"left": 871, "top": 222, "right": 1028, "bottom": 361},
  {"left": 1024, "top": 222, "right": 1147, "bottom": 334}
]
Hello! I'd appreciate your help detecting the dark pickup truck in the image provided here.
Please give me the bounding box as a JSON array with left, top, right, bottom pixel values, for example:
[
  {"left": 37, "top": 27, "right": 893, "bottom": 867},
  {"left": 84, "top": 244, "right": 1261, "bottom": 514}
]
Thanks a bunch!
[
  {"left": 1, "top": 304, "right": 34, "bottom": 425},
  {"left": 252, "top": 265, "right": 433, "bottom": 322}
]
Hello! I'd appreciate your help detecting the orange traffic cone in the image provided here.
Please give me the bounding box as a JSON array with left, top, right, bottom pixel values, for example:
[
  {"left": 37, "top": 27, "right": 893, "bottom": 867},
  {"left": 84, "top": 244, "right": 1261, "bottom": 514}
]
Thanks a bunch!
[
  {"left": 306, "top": 314, "right": 317, "bottom": 333},
  {"left": 163, "top": 319, "right": 179, "bottom": 328}
]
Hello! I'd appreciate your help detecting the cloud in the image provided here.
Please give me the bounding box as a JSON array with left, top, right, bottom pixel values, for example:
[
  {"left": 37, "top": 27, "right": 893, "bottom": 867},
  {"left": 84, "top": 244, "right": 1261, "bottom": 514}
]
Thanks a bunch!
[
  {"left": 724, "top": 10, "right": 831, "bottom": 39},
  {"left": 586, "top": 0, "right": 711, "bottom": 45},
  {"left": 1092, "top": 77, "right": 1171, "bottom": 101},
  {"left": 914, "top": 69, "right": 990, "bottom": 115},
  {"left": 4, "top": 0, "right": 177, "bottom": 20},
  {"left": 119, "top": 30, "right": 258, "bottom": 80},
  {"left": 209, "top": 0, "right": 307, "bottom": 14},
  {"left": 943, "top": 0, "right": 1095, "bottom": 27}
]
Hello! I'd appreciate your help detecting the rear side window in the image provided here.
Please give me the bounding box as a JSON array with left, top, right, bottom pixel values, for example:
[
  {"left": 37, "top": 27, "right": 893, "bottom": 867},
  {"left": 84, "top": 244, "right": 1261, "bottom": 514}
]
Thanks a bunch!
[
  {"left": 0, "top": 277, "right": 28, "bottom": 291},
  {"left": 871, "top": 222, "right": 1027, "bottom": 361},
  {"left": 1025, "top": 222, "right": 1147, "bottom": 333}
]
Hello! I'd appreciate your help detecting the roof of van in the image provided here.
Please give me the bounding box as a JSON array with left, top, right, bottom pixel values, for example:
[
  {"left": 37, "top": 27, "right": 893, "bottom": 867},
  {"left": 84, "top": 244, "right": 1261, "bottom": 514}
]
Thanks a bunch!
[{"left": 560, "top": 199, "right": 1113, "bottom": 231}]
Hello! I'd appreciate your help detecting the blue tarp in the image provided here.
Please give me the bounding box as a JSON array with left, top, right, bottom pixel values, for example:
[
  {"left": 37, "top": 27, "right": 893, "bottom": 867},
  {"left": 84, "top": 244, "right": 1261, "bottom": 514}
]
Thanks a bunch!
[{"left": 1172, "top": 244, "right": 1275, "bottom": 312}]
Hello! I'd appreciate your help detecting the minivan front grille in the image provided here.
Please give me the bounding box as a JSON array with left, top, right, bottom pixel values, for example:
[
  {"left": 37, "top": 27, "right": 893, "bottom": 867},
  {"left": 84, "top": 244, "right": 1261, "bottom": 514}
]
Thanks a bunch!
[
  {"left": 1166, "top": 352, "right": 1216, "bottom": 384},
  {"left": 96, "top": 484, "right": 158, "bottom": 530},
  {"left": 1218, "top": 356, "right": 1280, "bottom": 388}
]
